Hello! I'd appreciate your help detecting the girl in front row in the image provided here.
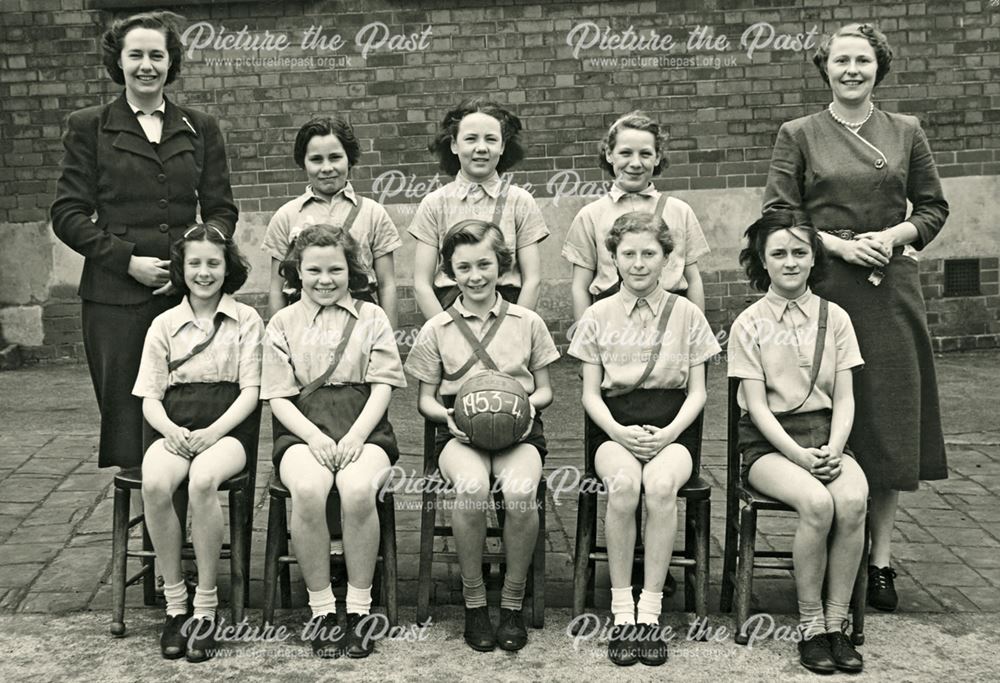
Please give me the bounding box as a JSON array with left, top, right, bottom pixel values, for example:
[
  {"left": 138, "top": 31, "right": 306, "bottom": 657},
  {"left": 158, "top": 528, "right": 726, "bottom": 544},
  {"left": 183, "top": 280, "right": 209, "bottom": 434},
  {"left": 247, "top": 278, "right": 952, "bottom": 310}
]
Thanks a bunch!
[
  {"left": 134, "top": 225, "right": 263, "bottom": 663},
  {"left": 410, "top": 98, "right": 549, "bottom": 318},
  {"left": 405, "top": 220, "right": 560, "bottom": 653},
  {"left": 261, "top": 224, "right": 406, "bottom": 659},
  {"left": 568, "top": 212, "right": 720, "bottom": 667},
  {"left": 727, "top": 210, "right": 868, "bottom": 675}
]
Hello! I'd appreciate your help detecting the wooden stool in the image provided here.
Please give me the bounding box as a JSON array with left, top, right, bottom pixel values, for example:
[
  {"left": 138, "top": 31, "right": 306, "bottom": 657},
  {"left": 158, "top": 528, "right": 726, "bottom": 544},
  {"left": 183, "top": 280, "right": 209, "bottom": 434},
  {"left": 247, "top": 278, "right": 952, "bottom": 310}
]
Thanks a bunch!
[
  {"left": 416, "top": 420, "right": 546, "bottom": 627},
  {"left": 571, "top": 410, "right": 711, "bottom": 627},
  {"left": 720, "top": 378, "right": 868, "bottom": 645},
  {"left": 261, "top": 471, "right": 398, "bottom": 627}
]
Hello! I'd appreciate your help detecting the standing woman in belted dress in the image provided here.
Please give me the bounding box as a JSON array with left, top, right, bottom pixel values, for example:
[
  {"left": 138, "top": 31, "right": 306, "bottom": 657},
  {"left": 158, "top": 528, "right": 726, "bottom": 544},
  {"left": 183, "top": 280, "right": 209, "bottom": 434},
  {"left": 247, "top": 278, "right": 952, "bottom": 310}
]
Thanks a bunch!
[
  {"left": 51, "top": 11, "right": 237, "bottom": 471},
  {"left": 763, "top": 23, "right": 949, "bottom": 612}
]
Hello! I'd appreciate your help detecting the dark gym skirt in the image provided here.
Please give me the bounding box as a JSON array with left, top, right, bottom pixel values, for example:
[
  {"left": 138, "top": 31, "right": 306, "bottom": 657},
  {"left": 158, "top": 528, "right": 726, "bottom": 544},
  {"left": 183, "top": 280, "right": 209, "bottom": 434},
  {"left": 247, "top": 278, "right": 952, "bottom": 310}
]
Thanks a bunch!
[
  {"left": 814, "top": 255, "right": 947, "bottom": 490},
  {"left": 271, "top": 384, "right": 399, "bottom": 468},
  {"left": 586, "top": 389, "right": 701, "bottom": 468},
  {"left": 142, "top": 382, "right": 260, "bottom": 460},
  {"left": 83, "top": 295, "right": 180, "bottom": 468},
  {"left": 737, "top": 409, "right": 855, "bottom": 481},
  {"left": 433, "top": 394, "right": 547, "bottom": 462}
]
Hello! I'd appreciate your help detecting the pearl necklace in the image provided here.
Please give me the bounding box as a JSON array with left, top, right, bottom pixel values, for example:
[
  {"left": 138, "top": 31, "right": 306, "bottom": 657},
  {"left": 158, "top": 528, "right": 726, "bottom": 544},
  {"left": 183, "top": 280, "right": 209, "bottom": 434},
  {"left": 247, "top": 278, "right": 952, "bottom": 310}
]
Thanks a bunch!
[{"left": 828, "top": 101, "right": 874, "bottom": 129}]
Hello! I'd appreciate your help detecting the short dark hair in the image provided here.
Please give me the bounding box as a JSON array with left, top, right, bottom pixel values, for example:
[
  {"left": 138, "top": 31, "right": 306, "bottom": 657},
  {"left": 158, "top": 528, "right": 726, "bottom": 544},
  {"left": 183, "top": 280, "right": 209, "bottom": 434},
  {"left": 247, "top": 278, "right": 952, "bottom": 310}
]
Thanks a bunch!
[
  {"left": 278, "top": 223, "right": 369, "bottom": 293},
  {"left": 428, "top": 99, "right": 525, "bottom": 176},
  {"left": 813, "top": 23, "right": 893, "bottom": 87},
  {"left": 293, "top": 116, "right": 362, "bottom": 169},
  {"left": 441, "top": 219, "right": 513, "bottom": 280},
  {"left": 739, "top": 210, "right": 828, "bottom": 293},
  {"left": 169, "top": 224, "right": 250, "bottom": 295},
  {"left": 605, "top": 210, "right": 675, "bottom": 259},
  {"left": 599, "top": 111, "right": 669, "bottom": 178},
  {"left": 101, "top": 11, "right": 184, "bottom": 86}
]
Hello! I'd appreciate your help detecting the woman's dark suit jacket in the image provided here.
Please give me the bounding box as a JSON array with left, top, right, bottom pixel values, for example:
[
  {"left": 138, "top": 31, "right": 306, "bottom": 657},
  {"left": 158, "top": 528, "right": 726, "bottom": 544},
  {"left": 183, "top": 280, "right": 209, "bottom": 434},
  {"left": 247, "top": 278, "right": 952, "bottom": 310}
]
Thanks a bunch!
[{"left": 51, "top": 93, "right": 238, "bottom": 304}]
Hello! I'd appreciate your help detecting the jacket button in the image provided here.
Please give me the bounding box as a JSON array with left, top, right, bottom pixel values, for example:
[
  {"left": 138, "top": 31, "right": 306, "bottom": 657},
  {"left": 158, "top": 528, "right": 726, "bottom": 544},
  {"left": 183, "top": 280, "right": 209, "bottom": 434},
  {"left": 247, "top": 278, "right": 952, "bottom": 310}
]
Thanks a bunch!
[
  {"left": 159, "top": 223, "right": 169, "bottom": 233},
  {"left": 874, "top": 158, "right": 885, "bottom": 169},
  {"left": 157, "top": 173, "right": 167, "bottom": 183},
  {"left": 158, "top": 198, "right": 168, "bottom": 208}
]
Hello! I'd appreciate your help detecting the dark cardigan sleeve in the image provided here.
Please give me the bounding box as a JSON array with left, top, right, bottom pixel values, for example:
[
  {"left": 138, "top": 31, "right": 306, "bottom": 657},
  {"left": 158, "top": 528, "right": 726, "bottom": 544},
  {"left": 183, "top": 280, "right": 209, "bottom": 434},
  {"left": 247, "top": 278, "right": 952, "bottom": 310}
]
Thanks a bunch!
[
  {"left": 906, "top": 123, "right": 949, "bottom": 250},
  {"left": 50, "top": 109, "right": 135, "bottom": 275}
]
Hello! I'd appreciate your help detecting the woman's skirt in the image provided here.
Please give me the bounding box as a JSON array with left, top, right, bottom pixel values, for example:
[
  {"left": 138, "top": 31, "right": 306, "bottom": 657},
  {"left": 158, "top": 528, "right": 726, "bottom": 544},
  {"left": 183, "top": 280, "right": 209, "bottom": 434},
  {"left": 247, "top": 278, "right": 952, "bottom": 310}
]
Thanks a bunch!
[
  {"left": 83, "top": 295, "right": 179, "bottom": 468},
  {"left": 737, "top": 409, "right": 855, "bottom": 481},
  {"left": 815, "top": 254, "right": 947, "bottom": 490},
  {"left": 143, "top": 382, "right": 260, "bottom": 460},
  {"left": 433, "top": 394, "right": 547, "bottom": 462},
  {"left": 586, "top": 388, "right": 700, "bottom": 474},
  {"left": 271, "top": 384, "right": 399, "bottom": 468}
]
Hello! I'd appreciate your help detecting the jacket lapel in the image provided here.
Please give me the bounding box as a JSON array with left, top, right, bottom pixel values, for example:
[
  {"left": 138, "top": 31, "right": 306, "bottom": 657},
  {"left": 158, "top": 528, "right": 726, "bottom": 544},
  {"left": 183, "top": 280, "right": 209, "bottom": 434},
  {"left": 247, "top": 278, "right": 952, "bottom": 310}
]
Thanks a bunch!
[
  {"left": 103, "top": 94, "right": 161, "bottom": 164},
  {"left": 158, "top": 98, "right": 197, "bottom": 163}
]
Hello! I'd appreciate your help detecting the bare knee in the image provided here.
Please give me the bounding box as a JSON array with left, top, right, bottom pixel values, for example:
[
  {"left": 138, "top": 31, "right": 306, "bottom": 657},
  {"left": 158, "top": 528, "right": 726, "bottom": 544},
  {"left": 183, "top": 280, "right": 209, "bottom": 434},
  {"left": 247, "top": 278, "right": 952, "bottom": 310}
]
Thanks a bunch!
[
  {"left": 287, "top": 479, "right": 330, "bottom": 517},
  {"left": 187, "top": 471, "right": 220, "bottom": 501},
  {"left": 605, "top": 473, "right": 641, "bottom": 514},
  {"left": 643, "top": 474, "right": 682, "bottom": 508},
  {"left": 833, "top": 488, "right": 868, "bottom": 526},
  {"left": 338, "top": 476, "right": 376, "bottom": 517},
  {"left": 142, "top": 477, "right": 176, "bottom": 504},
  {"left": 798, "top": 488, "right": 835, "bottom": 529}
]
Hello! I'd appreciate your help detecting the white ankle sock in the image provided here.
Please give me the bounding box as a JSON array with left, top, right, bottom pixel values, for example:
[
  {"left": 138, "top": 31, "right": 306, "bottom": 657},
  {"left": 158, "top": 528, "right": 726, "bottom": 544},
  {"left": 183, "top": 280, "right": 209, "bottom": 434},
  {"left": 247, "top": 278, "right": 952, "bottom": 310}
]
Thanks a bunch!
[
  {"left": 345, "top": 583, "right": 372, "bottom": 616},
  {"left": 192, "top": 586, "right": 218, "bottom": 620},
  {"left": 163, "top": 580, "right": 188, "bottom": 617},
  {"left": 610, "top": 587, "right": 636, "bottom": 625},
  {"left": 307, "top": 585, "right": 336, "bottom": 618},
  {"left": 798, "top": 599, "right": 825, "bottom": 639},
  {"left": 825, "top": 598, "right": 851, "bottom": 633},
  {"left": 636, "top": 589, "right": 662, "bottom": 625},
  {"left": 461, "top": 574, "right": 488, "bottom": 609}
]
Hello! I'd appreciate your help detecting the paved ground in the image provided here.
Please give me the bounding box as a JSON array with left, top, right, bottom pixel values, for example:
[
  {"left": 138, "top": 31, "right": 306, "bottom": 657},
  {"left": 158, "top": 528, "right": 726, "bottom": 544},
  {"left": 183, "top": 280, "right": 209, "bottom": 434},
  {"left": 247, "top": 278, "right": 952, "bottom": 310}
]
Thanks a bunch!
[{"left": 1, "top": 350, "right": 998, "bottom": 679}]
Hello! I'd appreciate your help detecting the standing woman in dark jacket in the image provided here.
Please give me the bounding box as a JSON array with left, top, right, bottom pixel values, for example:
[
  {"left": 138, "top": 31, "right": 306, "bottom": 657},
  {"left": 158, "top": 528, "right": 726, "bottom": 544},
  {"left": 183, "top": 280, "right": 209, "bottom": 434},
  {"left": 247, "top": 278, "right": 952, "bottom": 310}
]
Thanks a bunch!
[
  {"left": 763, "top": 23, "right": 948, "bottom": 616},
  {"left": 51, "top": 11, "right": 238, "bottom": 469}
]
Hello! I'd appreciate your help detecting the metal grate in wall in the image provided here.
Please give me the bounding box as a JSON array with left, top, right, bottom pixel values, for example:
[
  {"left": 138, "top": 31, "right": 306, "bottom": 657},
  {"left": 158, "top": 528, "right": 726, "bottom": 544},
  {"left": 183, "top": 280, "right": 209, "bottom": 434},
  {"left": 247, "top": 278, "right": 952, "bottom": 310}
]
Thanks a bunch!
[{"left": 943, "top": 259, "right": 981, "bottom": 297}]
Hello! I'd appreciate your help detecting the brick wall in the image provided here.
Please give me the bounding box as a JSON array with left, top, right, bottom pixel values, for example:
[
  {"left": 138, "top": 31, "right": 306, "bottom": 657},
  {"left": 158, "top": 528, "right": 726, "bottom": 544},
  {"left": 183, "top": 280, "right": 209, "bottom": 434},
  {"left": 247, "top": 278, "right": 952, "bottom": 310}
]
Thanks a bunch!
[{"left": 2, "top": 0, "right": 998, "bottom": 362}]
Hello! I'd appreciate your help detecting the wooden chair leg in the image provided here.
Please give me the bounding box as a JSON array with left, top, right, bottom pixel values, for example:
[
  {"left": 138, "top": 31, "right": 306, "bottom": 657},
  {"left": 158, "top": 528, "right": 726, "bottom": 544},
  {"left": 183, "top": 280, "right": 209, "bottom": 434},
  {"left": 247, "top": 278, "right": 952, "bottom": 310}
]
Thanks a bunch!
[
  {"left": 140, "top": 513, "right": 157, "bottom": 607},
  {"left": 693, "top": 498, "right": 710, "bottom": 621},
  {"left": 851, "top": 513, "right": 870, "bottom": 646},
  {"left": 571, "top": 489, "right": 596, "bottom": 626},
  {"left": 276, "top": 497, "right": 292, "bottom": 608},
  {"left": 228, "top": 487, "right": 246, "bottom": 624},
  {"left": 720, "top": 502, "right": 739, "bottom": 614},
  {"left": 262, "top": 493, "right": 283, "bottom": 626},
  {"left": 379, "top": 493, "right": 398, "bottom": 627},
  {"left": 242, "top": 481, "right": 253, "bottom": 607},
  {"left": 734, "top": 505, "right": 757, "bottom": 645},
  {"left": 530, "top": 483, "right": 545, "bottom": 629},
  {"left": 110, "top": 483, "right": 130, "bottom": 637},
  {"left": 684, "top": 499, "right": 696, "bottom": 613},
  {"left": 416, "top": 489, "right": 437, "bottom": 624}
]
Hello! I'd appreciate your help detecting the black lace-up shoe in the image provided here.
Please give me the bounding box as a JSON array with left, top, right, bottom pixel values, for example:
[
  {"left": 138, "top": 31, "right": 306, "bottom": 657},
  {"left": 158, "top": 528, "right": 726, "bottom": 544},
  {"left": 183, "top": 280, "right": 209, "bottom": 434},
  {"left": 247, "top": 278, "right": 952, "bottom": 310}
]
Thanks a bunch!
[
  {"left": 867, "top": 565, "right": 898, "bottom": 612},
  {"left": 185, "top": 617, "right": 217, "bottom": 663},
  {"left": 608, "top": 623, "right": 640, "bottom": 666},
  {"left": 638, "top": 622, "right": 669, "bottom": 666},
  {"left": 344, "top": 613, "right": 376, "bottom": 658},
  {"left": 496, "top": 608, "right": 528, "bottom": 651},
  {"left": 827, "top": 628, "right": 864, "bottom": 673},
  {"left": 159, "top": 614, "right": 188, "bottom": 659},
  {"left": 464, "top": 606, "right": 496, "bottom": 652},
  {"left": 306, "top": 613, "right": 345, "bottom": 658},
  {"left": 798, "top": 633, "right": 836, "bottom": 675}
]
